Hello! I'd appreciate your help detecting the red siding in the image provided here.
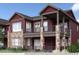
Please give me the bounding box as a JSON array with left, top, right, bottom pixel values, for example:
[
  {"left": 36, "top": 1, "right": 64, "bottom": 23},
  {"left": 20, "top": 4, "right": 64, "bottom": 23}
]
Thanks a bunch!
[
  {"left": 69, "top": 20, "right": 79, "bottom": 44},
  {"left": 41, "top": 6, "right": 57, "bottom": 14},
  {"left": 48, "top": 18, "right": 56, "bottom": 32}
]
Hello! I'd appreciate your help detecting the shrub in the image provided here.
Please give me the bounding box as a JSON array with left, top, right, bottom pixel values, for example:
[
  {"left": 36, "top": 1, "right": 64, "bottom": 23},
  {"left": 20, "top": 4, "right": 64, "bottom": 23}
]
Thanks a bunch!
[{"left": 66, "top": 43, "right": 79, "bottom": 53}]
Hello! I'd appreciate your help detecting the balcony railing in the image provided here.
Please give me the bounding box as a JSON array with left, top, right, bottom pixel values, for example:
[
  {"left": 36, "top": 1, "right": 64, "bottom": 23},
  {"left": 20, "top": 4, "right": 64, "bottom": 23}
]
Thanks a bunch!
[
  {"left": 60, "top": 28, "right": 70, "bottom": 37},
  {"left": 24, "top": 25, "right": 70, "bottom": 38},
  {"left": 24, "top": 31, "right": 56, "bottom": 38}
]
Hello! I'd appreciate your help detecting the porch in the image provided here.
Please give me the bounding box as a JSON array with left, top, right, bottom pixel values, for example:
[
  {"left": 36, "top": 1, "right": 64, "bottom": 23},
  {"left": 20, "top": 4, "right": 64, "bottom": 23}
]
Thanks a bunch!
[
  {"left": 24, "top": 36, "right": 69, "bottom": 52},
  {"left": 24, "top": 37, "right": 55, "bottom": 52}
]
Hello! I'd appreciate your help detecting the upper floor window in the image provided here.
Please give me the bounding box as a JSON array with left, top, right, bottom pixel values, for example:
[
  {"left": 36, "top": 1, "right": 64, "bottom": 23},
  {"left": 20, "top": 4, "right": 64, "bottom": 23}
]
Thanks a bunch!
[
  {"left": 43, "top": 21, "right": 48, "bottom": 31},
  {"left": 77, "top": 26, "right": 79, "bottom": 31},
  {"left": 12, "top": 22, "right": 21, "bottom": 32},
  {"left": 26, "top": 22, "right": 31, "bottom": 32},
  {"left": 64, "top": 23, "right": 68, "bottom": 29},
  {"left": 34, "top": 22, "right": 40, "bottom": 32}
]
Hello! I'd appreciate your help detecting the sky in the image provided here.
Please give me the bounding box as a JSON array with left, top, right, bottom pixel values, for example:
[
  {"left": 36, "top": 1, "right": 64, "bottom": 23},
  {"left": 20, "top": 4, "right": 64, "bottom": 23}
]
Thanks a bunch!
[{"left": 0, "top": 3, "right": 79, "bottom": 22}]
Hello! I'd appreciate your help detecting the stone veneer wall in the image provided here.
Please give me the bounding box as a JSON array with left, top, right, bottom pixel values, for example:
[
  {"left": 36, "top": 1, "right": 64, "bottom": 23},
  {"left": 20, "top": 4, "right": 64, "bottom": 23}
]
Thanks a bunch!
[{"left": 7, "top": 31, "right": 23, "bottom": 48}]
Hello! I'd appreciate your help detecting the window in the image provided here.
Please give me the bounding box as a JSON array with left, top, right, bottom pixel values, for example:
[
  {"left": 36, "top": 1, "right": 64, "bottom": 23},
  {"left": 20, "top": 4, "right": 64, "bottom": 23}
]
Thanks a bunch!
[
  {"left": 64, "top": 23, "right": 68, "bottom": 29},
  {"left": 77, "top": 26, "right": 79, "bottom": 31},
  {"left": 12, "top": 22, "right": 21, "bottom": 32},
  {"left": 34, "top": 22, "right": 40, "bottom": 32},
  {"left": 26, "top": 22, "right": 31, "bottom": 32},
  {"left": 27, "top": 39, "right": 31, "bottom": 46},
  {"left": 77, "top": 38, "right": 79, "bottom": 43},
  {"left": 34, "top": 39, "right": 40, "bottom": 49},
  {"left": 43, "top": 21, "right": 48, "bottom": 31},
  {"left": 12, "top": 39, "right": 21, "bottom": 48}
]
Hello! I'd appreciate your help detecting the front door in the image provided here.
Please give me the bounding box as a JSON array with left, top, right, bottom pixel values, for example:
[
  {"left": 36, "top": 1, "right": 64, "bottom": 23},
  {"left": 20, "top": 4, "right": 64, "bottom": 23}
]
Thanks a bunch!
[
  {"left": 34, "top": 39, "right": 40, "bottom": 50},
  {"left": 45, "top": 37, "right": 55, "bottom": 51}
]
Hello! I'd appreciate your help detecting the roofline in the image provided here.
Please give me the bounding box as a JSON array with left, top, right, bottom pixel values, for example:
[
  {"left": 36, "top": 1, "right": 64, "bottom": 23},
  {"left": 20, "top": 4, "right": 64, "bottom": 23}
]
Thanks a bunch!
[
  {"left": 9, "top": 12, "right": 26, "bottom": 22},
  {"left": 59, "top": 10, "right": 79, "bottom": 25},
  {"left": 39, "top": 4, "right": 79, "bottom": 25},
  {"left": 39, "top": 4, "right": 60, "bottom": 15}
]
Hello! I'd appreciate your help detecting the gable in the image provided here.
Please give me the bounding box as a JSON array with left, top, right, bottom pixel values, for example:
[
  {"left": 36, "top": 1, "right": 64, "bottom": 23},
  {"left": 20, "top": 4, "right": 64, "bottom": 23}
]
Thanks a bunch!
[
  {"left": 9, "top": 13, "right": 24, "bottom": 22},
  {"left": 66, "top": 10, "right": 76, "bottom": 20},
  {"left": 40, "top": 6, "right": 57, "bottom": 14}
]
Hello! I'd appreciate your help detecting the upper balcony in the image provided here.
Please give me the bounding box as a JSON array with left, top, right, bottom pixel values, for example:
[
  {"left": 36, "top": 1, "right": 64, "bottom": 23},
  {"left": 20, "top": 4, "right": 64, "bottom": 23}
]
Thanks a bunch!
[
  {"left": 24, "top": 25, "right": 70, "bottom": 38},
  {"left": 24, "top": 31, "right": 56, "bottom": 38}
]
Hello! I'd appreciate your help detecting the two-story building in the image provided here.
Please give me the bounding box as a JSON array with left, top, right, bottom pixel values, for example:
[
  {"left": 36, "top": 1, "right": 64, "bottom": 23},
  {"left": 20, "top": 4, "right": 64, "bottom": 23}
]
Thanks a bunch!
[{"left": 0, "top": 5, "right": 79, "bottom": 52}]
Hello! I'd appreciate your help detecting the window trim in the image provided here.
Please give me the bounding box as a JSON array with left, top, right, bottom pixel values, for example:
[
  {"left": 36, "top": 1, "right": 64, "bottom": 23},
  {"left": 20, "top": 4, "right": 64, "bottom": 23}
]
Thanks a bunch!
[
  {"left": 12, "top": 39, "right": 21, "bottom": 48},
  {"left": 26, "top": 22, "right": 32, "bottom": 32},
  {"left": 34, "top": 22, "right": 40, "bottom": 32},
  {"left": 77, "top": 25, "right": 79, "bottom": 31},
  {"left": 43, "top": 21, "right": 48, "bottom": 31},
  {"left": 12, "top": 22, "right": 22, "bottom": 32}
]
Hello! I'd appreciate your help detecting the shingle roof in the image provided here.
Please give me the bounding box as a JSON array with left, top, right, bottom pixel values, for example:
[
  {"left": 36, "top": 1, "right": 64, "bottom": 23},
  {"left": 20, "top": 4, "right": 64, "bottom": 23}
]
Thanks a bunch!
[
  {"left": 0, "top": 18, "right": 8, "bottom": 25},
  {"left": 15, "top": 12, "right": 42, "bottom": 21},
  {"left": 15, "top": 12, "right": 33, "bottom": 20}
]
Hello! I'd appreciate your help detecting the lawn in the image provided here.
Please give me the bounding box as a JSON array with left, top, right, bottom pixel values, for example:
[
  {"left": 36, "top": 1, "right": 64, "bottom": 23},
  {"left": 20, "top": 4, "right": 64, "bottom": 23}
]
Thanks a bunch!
[{"left": 0, "top": 48, "right": 27, "bottom": 53}]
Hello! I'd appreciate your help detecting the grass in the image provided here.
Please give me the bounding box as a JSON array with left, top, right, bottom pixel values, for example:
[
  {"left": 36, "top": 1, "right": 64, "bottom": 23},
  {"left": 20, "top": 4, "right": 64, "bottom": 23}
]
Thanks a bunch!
[{"left": 0, "top": 48, "right": 28, "bottom": 53}]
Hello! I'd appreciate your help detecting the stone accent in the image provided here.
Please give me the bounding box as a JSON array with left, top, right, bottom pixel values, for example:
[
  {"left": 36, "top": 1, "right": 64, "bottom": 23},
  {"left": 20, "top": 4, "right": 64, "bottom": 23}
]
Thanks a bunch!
[
  {"left": 55, "top": 25, "right": 60, "bottom": 51},
  {"left": 62, "top": 35, "right": 66, "bottom": 49},
  {"left": 40, "top": 27, "right": 44, "bottom": 50},
  {"left": 7, "top": 31, "right": 23, "bottom": 48},
  {"left": 7, "top": 31, "right": 11, "bottom": 48}
]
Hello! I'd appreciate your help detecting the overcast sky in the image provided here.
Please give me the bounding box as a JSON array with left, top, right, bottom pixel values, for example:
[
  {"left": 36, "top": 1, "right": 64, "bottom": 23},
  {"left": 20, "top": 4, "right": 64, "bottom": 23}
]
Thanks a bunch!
[{"left": 0, "top": 3, "right": 79, "bottom": 22}]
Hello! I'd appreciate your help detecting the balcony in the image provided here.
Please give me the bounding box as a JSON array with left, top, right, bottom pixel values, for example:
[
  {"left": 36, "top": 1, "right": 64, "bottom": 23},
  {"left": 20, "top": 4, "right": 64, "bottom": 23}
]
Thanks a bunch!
[
  {"left": 24, "top": 31, "right": 56, "bottom": 38},
  {"left": 60, "top": 28, "right": 70, "bottom": 37},
  {"left": 24, "top": 25, "right": 70, "bottom": 38}
]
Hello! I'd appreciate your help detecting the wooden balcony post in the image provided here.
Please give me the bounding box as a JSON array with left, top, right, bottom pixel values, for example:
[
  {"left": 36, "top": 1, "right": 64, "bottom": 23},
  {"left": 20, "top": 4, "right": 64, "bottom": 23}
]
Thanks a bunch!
[{"left": 40, "top": 15, "right": 44, "bottom": 51}]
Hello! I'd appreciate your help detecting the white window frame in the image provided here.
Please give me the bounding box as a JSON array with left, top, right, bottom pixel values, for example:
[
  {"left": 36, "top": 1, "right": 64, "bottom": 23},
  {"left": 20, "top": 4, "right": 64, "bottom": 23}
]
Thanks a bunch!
[
  {"left": 43, "top": 21, "right": 48, "bottom": 31},
  {"left": 12, "top": 22, "right": 21, "bottom": 32},
  {"left": 77, "top": 26, "right": 79, "bottom": 31},
  {"left": 77, "top": 39, "right": 79, "bottom": 43},
  {"left": 64, "top": 22, "right": 68, "bottom": 29},
  {"left": 34, "top": 39, "right": 40, "bottom": 49},
  {"left": 12, "top": 39, "right": 21, "bottom": 48},
  {"left": 34, "top": 22, "right": 40, "bottom": 32},
  {"left": 27, "top": 39, "right": 31, "bottom": 46},
  {"left": 26, "top": 22, "right": 31, "bottom": 32}
]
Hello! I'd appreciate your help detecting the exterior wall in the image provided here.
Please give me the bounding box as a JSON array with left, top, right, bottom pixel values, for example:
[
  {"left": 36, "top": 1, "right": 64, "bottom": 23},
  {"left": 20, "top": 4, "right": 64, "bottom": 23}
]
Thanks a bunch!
[
  {"left": 7, "top": 14, "right": 24, "bottom": 48},
  {"left": 69, "top": 20, "right": 79, "bottom": 44},
  {"left": 48, "top": 18, "right": 56, "bottom": 32},
  {"left": 8, "top": 31, "right": 23, "bottom": 48},
  {"left": 9, "top": 14, "right": 24, "bottom": 32}
]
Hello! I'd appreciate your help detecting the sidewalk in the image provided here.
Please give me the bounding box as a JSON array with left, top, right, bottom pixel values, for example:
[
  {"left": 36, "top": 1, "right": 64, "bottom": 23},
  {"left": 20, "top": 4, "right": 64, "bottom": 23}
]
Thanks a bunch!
[{"left": 0, "top": 52, "right": 78, "bottom": 55}]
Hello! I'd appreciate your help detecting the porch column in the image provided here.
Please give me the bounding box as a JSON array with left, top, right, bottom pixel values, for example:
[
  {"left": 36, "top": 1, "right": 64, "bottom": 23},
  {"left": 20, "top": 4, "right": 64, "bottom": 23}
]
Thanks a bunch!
[
  {"left": 62, "top": 17, "right": 66, "bottom": 49},
  {"left": 40, "top": 15, "right": 44, "bottom": 51},
  {"left": 54, "top": 11, "right": 60, "bottom": 52}
]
